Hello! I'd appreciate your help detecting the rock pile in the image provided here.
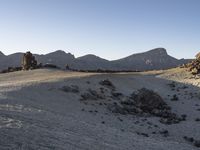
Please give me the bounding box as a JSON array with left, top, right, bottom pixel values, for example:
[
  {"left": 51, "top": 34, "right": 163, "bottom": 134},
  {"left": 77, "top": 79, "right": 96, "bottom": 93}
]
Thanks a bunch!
[
  {"left": 43, "top": 63, "right": 59, "bottom": 69},
  {"left": 108, "top": 88, "right": 185, "bottom": 125},
  {"left": 99, "top": 79, "right": 115, "bottom": 90},
  {"left": 184, "top": 52, "right": 200, "bottom": 75},
  {"left": 1, "top": 67, "right": 22, "bottom": 73},
  {"left": 22, "top": 51, "right": 38, "bottom": 70},
  {"left": 131, "top": 88, "right": 170, "bottom": 113},
  {"left": 183, "top": 136, "right": 200, "bottom": 148},
  {"left": 61, "top": 85, "right": 80, "bottom": 93},
  {"left": 80, "top": 89, "right": 105, "bottom": 101}
]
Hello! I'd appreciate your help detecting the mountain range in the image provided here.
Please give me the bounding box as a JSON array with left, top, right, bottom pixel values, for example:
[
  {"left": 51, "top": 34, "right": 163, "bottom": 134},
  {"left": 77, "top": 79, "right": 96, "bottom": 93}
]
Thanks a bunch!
[{"left": 0, "top": 48, "right": 191, "bottom": 71}]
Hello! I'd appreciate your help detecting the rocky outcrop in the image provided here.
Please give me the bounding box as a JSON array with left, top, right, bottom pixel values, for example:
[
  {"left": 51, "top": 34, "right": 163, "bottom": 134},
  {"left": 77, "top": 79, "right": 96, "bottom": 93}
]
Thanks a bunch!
[
  {"left": 196, "top": 52, "right": 200, "bottom": 60},
  {"left": 184, "top": 52, "right": 200, "bottom": 74},
  {"left": 22, "top": 51, "right": 38, "bottom": 70}
]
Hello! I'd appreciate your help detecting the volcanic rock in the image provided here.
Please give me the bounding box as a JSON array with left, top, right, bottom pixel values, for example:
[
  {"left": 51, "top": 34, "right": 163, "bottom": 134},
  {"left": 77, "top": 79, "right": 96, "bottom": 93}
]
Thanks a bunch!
[
  {"left": 108, "top": 88, "right": 183, "bottom": 125},
  {"left": 185, "top": 52, "right": 200, "bottom": 75},
  {"left": 22, "top": 51, "right": 38, "bottom": 70},
  {"left": 99, "top": 79, "right": 115, "bottom": 90},
  {"left": 61, "top": 85, "right": 80, "bottom": 93}
]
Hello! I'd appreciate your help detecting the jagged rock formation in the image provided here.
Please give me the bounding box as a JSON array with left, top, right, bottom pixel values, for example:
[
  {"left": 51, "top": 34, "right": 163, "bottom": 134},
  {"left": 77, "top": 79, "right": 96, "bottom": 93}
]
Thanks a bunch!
[
  {"left": 22, "top": 51, "right": 38, "bottom": 70},
  {"left": 185, "top": 52, "right": 200, "bottom": 74}
]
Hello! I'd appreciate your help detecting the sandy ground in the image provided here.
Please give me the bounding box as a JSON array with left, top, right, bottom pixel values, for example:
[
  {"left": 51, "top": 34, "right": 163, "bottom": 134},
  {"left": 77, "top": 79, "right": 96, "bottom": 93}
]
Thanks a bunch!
[{"left": 0, "top": 68, "right": 199, "bottom": 150}]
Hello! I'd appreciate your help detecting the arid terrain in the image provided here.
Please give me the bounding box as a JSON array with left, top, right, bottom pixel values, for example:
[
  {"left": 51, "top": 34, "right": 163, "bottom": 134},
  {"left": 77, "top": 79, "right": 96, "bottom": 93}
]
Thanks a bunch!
[
  {"left": 0, "top": 68, "right": 200, "bottom": 150},
  {"left": 0, "top": 48, "right": 191, "bottom": 71}
]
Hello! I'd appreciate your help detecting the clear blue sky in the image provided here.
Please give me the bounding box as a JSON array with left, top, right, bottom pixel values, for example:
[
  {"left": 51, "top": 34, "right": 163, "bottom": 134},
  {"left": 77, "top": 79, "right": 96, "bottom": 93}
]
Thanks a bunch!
[{"left": 0, "top": 0, "right": 199, "bottom": 60}]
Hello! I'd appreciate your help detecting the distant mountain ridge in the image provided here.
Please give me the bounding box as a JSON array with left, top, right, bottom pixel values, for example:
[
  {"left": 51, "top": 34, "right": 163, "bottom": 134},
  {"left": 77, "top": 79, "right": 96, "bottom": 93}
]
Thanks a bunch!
[
  {"left": 0, "top": 48, "right": 191, "bottom": 71},
  {"left": 111, "top": 48, "right": 183, "bottom": 70}
]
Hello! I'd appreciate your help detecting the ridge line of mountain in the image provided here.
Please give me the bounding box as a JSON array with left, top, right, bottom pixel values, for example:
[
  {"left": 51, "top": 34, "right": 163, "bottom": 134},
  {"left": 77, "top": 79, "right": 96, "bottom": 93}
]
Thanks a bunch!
[{"left": 0, "top": 48, "right": 192, "bottom": 71}]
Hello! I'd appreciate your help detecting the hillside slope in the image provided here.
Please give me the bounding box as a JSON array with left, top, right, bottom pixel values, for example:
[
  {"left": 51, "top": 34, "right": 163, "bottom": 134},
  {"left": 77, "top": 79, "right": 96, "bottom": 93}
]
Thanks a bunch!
[{"left": 0, "top": 69, "right": 199, "bottom": 149}]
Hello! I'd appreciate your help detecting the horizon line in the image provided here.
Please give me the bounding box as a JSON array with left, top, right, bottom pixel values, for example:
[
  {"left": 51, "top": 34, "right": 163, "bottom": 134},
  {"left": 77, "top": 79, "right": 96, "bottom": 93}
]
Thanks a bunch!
[{"left": 0, "top": 47, "right": 194, "bottom": 61}]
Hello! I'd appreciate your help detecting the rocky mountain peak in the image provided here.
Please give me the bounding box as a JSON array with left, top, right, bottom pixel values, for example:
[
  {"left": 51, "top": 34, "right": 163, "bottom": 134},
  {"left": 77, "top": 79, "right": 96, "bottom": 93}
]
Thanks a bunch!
[
  {"left": 147, "top": 48, "right": 168, "bottom": 56},
  {"left": 78, "top": 54, "right": 108, "bottom": 62},
  {"left": 47, "top": 50, "right": 75, "bottom": 59},
  {"left": 54, "top": 50, "right": 67, "bottom": 54}
]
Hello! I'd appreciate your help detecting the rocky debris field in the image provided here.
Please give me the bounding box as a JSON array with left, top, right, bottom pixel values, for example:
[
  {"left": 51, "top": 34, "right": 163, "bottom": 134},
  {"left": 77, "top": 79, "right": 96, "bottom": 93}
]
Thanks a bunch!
[
  {"left": 59, "top": 76, "right": 200, "bottom": 149},
  {"left": 0, "top": 69, "right": 200, "bottom": 150},
  {"left": 108, "top": 88, "right": 186, "bottom": 125}
]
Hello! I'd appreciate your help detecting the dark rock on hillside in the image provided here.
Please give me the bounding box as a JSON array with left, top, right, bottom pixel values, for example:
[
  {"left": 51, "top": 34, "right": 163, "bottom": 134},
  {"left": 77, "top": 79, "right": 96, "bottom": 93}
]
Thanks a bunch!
[
  {"left": 99, "top": 79, "right": 115, "bottom": 90},
  {"left": 1, "top": 66, "right": 22, "bottom": 73},
  {"left": 194, "top": 140, "right": 200, "bottom": 147},
  {"left": 61, "top": 85, "right": 80, "bottom": 93},
  {"left": 80, "top": 89, "right": 105, "bottom": 101},
  {"left": 108, "top": 88, "right": 184, "bottom": 125},
  {"left": 43, "top": 63, "right": 59, "bottom": 69},
  {"left": 130, "top": 88, "right": 170, "bottom": 112},
  {"left": 183, "top": 136, "right": 200, "bottom": 148}
]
